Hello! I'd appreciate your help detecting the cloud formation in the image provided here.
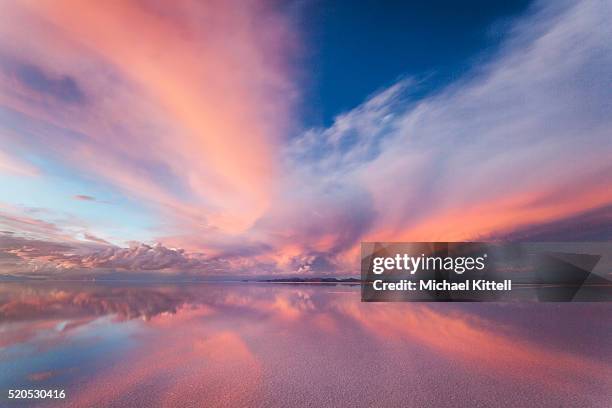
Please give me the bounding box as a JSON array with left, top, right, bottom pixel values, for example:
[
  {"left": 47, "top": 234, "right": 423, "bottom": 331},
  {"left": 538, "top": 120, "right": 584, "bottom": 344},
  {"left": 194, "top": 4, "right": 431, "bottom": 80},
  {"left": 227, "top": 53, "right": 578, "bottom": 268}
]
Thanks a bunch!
[
  {"left": 0, "top": 0, "right": 298, "bottom": 232},
  {"left": 0, "top": 234, "right": 219, "bottom": 275},
  {"left": 0, "top": 0, "right": 611, "bottom": 276},
  {"left": 73, "top": 195, "right": 96, "bottom": 202},
  {"left": 275, "top": 0, "right": 612, "bottom": 272}
]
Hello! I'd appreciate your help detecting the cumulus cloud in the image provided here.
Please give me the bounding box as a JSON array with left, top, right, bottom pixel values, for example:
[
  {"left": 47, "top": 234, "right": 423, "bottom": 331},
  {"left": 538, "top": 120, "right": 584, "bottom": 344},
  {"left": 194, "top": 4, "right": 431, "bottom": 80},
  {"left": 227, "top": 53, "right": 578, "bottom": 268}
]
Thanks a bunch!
[
  {"left": 0, "top": 233, "right": 222, "bottom": 275},
  {"left": 75, "top": 243, "right": 205, "bottom": 271}
]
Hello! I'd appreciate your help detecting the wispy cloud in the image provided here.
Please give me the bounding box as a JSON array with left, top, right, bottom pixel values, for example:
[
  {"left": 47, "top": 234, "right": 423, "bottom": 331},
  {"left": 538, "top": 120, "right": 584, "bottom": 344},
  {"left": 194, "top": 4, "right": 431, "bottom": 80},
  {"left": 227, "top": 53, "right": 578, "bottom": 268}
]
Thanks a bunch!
[
  {"left": 0, "top": 149, "right": 40, "bottom": 177},
  {"left": 73, "top": 195, "right": 96, "bottom": 202},
  {"left": 0, "top": 0, "right": 298, "bottom": 232},
  {"left": 269, "top": 0, "right": 612, "bottom": 272},
  {"left": 82, "top": 232, "right": 111, "bottom": 245},
  {"left": 0, "top": 0, "right": 610, "bottom": 276}
]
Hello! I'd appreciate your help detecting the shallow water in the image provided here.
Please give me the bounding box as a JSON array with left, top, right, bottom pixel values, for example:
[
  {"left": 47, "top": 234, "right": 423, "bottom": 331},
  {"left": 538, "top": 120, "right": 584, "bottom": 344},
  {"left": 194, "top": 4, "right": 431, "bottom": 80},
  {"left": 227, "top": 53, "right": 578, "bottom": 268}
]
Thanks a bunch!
[{"left": 1, "top": 282, "right": 611, "bottom": 407}]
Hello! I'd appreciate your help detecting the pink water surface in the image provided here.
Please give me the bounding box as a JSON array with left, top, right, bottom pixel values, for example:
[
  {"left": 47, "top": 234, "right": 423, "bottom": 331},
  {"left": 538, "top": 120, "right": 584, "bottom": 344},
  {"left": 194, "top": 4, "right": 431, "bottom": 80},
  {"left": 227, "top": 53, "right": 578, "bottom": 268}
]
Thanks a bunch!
[{"left": 1, "top": 282, "right": 611, "bottom": 407}]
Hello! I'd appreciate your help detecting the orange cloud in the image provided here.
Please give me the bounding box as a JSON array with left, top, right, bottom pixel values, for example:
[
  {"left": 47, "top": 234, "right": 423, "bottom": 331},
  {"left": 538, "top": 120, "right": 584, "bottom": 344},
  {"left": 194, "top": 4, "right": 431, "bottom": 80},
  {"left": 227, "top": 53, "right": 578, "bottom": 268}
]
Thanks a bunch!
[{"left": 2, "top": 0, "right": 297, "bottom": 233}]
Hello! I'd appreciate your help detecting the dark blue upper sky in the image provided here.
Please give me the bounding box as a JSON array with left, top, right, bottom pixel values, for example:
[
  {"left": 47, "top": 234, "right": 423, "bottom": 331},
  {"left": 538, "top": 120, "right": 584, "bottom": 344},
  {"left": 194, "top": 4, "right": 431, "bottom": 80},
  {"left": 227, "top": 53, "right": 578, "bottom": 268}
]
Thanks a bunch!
[{"left": 299, "top": 0, "right": 532, "bottom": 127}]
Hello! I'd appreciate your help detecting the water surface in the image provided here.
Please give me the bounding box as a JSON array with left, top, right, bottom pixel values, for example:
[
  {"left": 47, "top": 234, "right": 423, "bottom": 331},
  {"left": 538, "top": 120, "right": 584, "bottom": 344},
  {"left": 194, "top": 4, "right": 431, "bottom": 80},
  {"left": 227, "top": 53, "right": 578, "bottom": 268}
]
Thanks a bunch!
[{"left": 1, "top": 282, "right": 611, "bottom": 407}]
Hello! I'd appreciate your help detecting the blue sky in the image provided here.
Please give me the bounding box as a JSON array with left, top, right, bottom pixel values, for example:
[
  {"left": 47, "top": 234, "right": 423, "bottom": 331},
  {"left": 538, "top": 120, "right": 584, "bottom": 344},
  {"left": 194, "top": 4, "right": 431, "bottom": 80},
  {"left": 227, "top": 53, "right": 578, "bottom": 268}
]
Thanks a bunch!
[{"left": 299, "top": 0, "right": 531, "bottom": 126}]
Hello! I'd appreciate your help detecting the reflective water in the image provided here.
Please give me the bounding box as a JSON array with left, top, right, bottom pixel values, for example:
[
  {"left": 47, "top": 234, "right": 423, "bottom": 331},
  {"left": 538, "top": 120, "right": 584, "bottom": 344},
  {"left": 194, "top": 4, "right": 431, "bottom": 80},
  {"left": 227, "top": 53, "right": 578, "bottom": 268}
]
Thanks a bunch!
[{"left": 1, "top": 282, "right": 611, "bottom": 407}]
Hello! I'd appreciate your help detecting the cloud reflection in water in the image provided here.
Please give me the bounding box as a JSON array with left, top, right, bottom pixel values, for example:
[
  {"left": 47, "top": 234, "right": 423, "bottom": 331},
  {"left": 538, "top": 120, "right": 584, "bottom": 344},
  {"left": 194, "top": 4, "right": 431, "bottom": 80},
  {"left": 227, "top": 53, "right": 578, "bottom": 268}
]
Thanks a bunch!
[{"left": 0, "top": 282, "right": 610, "bottom": 407}]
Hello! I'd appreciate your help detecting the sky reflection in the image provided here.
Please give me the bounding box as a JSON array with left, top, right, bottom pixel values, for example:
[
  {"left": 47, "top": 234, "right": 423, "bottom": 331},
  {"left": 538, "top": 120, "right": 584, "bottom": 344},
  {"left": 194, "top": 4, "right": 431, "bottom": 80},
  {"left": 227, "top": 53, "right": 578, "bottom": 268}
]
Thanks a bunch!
[{"left": 1, "top": 282, "right": 611, "bottom": 407}]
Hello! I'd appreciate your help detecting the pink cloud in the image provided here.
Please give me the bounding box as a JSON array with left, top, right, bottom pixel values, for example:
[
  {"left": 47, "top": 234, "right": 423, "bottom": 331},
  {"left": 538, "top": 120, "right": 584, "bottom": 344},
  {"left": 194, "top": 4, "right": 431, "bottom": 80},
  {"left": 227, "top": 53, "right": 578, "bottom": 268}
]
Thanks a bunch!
[
  {"left": 0, "top": 234, "right": 222, "bottom": 275},
  {"left": 0, "top": 150, "right": 40, "bottom": 177},
  {"left": 0, "top": 0, "right": 298, "bottom": 234},
  {"left": 0, "top": 1, "right": 611, "bottom": 276},
  {"left": 73, "top": 195, "right": 95, "bottom": 201}
]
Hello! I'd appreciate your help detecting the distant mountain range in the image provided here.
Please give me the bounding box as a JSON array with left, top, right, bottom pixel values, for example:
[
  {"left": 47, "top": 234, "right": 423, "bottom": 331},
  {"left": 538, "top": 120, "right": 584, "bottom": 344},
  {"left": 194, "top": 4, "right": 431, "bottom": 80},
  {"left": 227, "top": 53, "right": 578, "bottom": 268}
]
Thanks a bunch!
[
  {"left": 0, "top": 273, "right": 361, "bottom": 283},
  {"left": 256, "top": 277, "right": 361, "bottom": 284}
]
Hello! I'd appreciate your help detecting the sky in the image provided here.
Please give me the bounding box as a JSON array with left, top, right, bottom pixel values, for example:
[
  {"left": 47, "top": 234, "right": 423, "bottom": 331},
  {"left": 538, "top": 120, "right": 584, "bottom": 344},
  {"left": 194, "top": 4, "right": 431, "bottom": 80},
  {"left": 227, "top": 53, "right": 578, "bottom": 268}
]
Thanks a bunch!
[{"left": 0, "top": 0, "right": 610, "bottom": 278}]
